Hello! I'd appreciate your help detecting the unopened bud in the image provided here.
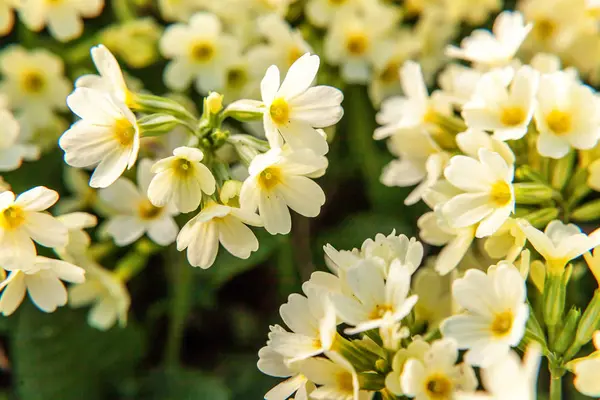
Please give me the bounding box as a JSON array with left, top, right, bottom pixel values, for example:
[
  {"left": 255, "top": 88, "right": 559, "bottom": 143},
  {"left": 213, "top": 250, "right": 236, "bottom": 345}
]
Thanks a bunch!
[
  {"left": 543, "top": 272, "right": 567, "bottom": 329},
  {"left": 551, "top": 151, "right": 575, "bottom": 191},
  {"left": 132, "top": 93, "right": 195, "bottom": 121},
  {"left": 553, "top": 307, "right": 581, "bottom": 354},
  {"left": 220, "top": 180, "right": 242, "bottom": 207},
  {"left": 571, "top": 199, "right": 600, "bottom": 222},
  {"left": 138, "top": 113, "right": 180, "bottom": 136},
  {"left": 513, "top": 183, "right": 555, "bottom": 205},
  {"left": 515, "top": 165, "right": 547, "bottom": 183},
  {"left": 575, "top": 290, "right": 600, "bottom": 347},
  {"left": 206, "top": 92, "right": 224, "bottom": 115},
  {"left": 520, "top": 207, "right": 560, "bottom": 228}
]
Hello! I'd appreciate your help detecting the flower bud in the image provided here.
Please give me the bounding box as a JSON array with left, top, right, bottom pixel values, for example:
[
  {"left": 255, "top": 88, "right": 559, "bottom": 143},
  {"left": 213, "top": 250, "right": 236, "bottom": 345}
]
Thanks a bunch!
[
  {"left": 513, "top": 183, "right": 555, "bottom": 205},
  {"left": 551, "top": 150, "right": 575, "bottom": 191},
  {"left": 138, "top": 113, "right": 180, "bottom": 136},
  {"left": 575, "top": 290, "right": 600, "bottom": 348},
  {"left": 543, "top": 271, "right": 567, "bottom": 329},
  {"left": 553, "top": 306, "right": 581, "bottom": 354},
  {"left": 515, "top": 165, "right": 547, "bottom": 183},
  {"left": 571, "top": 199, "right": 600, "bottom": 222},
  {"left": 220, "top": 180, "right": 242, "bottom": 207},
  {"left": 132, "top": 93, "right": 195, "bottom": 122},
  {"left": 520, "top": 207, "right": 560, "bottom": 228},
  {"left": 206, "top": 92, "right": 224, "bottom": 115}
]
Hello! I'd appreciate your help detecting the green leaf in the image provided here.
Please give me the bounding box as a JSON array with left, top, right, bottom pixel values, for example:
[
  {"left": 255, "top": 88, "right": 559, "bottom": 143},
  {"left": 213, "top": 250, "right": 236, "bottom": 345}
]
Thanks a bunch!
[
  {"left": 317, "top": 211, "right": 413, "bottom": 254},
  {"left": 138, "top": 368, "right": 230, "bottom": 400},
  {"left": 10, "top": 302, "right": 145, "bottom": 400}
]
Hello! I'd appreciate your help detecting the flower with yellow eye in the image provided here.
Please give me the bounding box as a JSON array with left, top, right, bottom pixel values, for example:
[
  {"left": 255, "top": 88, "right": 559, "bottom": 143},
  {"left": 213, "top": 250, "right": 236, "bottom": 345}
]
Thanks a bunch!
[
  {"left": 159, "top": 12, "right": 238, "bottom": 93},
  {"left": 442, "top": 148, "right": 515, "bottom": 239},
  {"left": 239, "top": 148, "right": 327, "bottom": 235},
  {"left": 0, "top": 186, "right": 67, "bottom": 269},
  {"left": 0, "top": 46, "right": 70, "bottom": 118},
  {"left": 99, "top": 159, "right": 178, "bottom": 247},
  {"left": 440, "top": 263, "right": 528, "bottom": 367},
  {"left": 147, "top": 147, "right": 216, "bottom": 214},
  {"left": 60, "top": 87, "right": 140, "bottom": 189}
]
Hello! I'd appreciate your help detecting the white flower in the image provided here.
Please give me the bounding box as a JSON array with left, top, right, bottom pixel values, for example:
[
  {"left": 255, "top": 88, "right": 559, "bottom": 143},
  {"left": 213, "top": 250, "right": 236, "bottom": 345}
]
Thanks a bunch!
[
  {"left": 331, "top": 258, "right": 418, "bottom": 335},
  {"left": 159, "top": 12, "right": 238, "bottom": 92},
  {"left": 463, "top": 66, "right": 539, "bottom": 141},
  {"left": 305, "top": 0, "right": 361, "bottom": 28},
  {"left": 56, "top": 168, "right": 97, "bottom": 214},
  {"left": 75, "top": 44, "right": 132, "bottom": 106},
  {"left": 0, "top": 46, "right": 70, "bottom": 117},
  {"left": 324, "top": 7, "right": 397, "bottom": 83},
  {"left": 572, "top": 331, "right": 600, "bottom": 397},
  {"left": 442, "top": 148, "right": 515, "bottom": 238},
  {"left": 518, "top": 219, "right": 600, "bottom": 273},
  {"left": 440, "top": 263, "right": 528, "bottom": 367},
  {"left": 267, "top": 286, "right": 337, "bottom": 362},
  {"left": 437, "top": 64, "right": 483, "bottom": 107},
  {"left": 446, "top": 11, "right": 531, "bottom": 67},
  {"left": 147, "top": 147, "right": 215, "bottom": 213},
  {"left": 257, "top": 341, "right": 308, "bottom": 400},
  {"left": 0, "top": 108, "right": 39, "bottom": 172},
  {"left": 232, "top": 53, "right": 342, "bottom": 155},
  {"left": 252, "top": 14, "right": 313, "bottom": 74},
  {"left": 456, "top": 345, "right": 541, "bottom": 400},
  {"left": 455, "top": 129, "right": 516, "bottom": 166},
  {"left": 157, "top": 0, "right": 205, "bottom": 21},
  {"left": 360, "top": 230, "right": 424, "bottom": 275},
  {"left": 374, "top": 61, "right": 452, "bottom": 140},
  {"left": 100, "top": 159, "right": 178, "bottom": 246},
  {"left": 60, "top": 87, "right": 140, "bottom": 188},
  {"left": 401, "top": 339, "right": 477, "bottom": 400},
  {"left": 68, "top": 261, "right": 130, "bottom": 331},
  {"left": 297, "top": 351, "right": 371, "bottom": 400},
  {"left": 385, "top": 338, "right": 430, "bottom": 395},
  {"left": 0, "top": 256, "right": 85, "bottom": 315},
  {"left": 0, "top": 186, "right": 67, "bottom": 269},
  {"left": 0, "top": 0, "right": 19, "bottom": 36},
  {"left": 239, "top": 148, "right": 327, "bottom": 235},
  {"left": 55, "top": 212, "right": 97, "bottom": 261},
  {"left": 177, "top": 200, "right": 262, "bottom": 269},
  {"left": 533, "top": 71, "right": 600, "bottom": 158},
  {"left": 18, "top": 0, "right": 104, "bottom": 42}
]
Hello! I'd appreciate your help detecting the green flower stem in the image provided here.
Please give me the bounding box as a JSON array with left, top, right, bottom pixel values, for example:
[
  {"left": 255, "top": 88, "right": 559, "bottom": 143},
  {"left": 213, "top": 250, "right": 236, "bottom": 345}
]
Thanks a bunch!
[
  {"left": 549, "top": 370, "right": 562, "bottom": 400},
  {"left": 164, "top": 251, "right": 194, "bottom": 367}
]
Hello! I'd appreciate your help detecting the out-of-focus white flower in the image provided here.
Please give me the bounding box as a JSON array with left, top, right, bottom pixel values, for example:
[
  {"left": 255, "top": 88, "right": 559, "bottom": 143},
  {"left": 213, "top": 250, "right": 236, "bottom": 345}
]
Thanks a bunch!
[
  {"left": 331, "top": 259, "right": 418, "bottom": 335},
  {"left": 68, "top": 261, "right": 130, "bottom": 331},
  {"left": 177, "top": 200, "right": 262, "bottom": 269},
  {"left": 360, "top": 231, "right": 424, "bottom": 275},
  {"left": 230, "top": 53, "right": 343, "bottom": 155},
  {"left": 257, "top": 341, "right": 308, "bottom": 400},
  {"left": 455, "top": 129, "right": 516, "bottom": 166},
  {"left": 158, "top": 0, "right": 205, "bottom": 21},
  {"left": 456, "top": 345, "right": 541, "bottom": 400},
  {"left": 533, "top": 71, "right": 600, "bottom": 159},
  {"left": 56, "top": 168, "right": 97, "bottom": 214},
  {"left": 385, "top": 338, "right": 430, "bottom": 395},
  {"left": 412, "top": 266, "right": 454, "bottom": 329},
  {"left": 239, "top": 148, "right": 327, "bottom": 235},
  {"left": 0, "top": 46, "right": 70, "bottom": 117},
  {"left": 100, "top": 159, "right": 178, "bottom": 247},
  {"left": 0, "top": 108, "right": 39, "bottom": 172},
  {"left": 0, "top": 256, "right": 85, "bottom": 315},
  {"left": 483, "top": 218, "right": 527, "bottom": 262},
  {"left": 18, "top": 0, "right": 104, "bottom": 42},
  {"left": 401, "top": 339, "right": 478, "bottom": 399},
  {"left": 159, "top": 12, "right": 238, "bottom": 93},
  {"left": 147, "top": 147, "right": 215, "bottom": 213},
  {"left": 518, "top": 219, "right": 600, "bottom": 273},
  {"left": 220, "top": 54, "right": 261, "bottom": 102},
  {"left": 446, "top": 11, "right": 531, "bottom": 67},
  {"left": 55, "top": 212, "right": 97, "bottom": 261},
  {"left": 0, "top": 0, "right": 19, "bottom": 36},
  {"left": 75, "top": 45, "right": 132, "bottom": 107},
  {"left": 437, "top": 64, "right": 483, "bottom": 107},
  {"left": 252, "top": 14, "right": 313, "bottom": 75},
  {"left": 0, "top": 186, "right": 67, "bottom": 269},
  {"left": 572, "top": 331, "right": 600, "bottom": 397},
  {"left": 324, "top": 7, "right": 397, "bottom": 83},
  {"left": 297, "top": 352, "right": 371, "bottom": 400},
  {"left": 305, "top": 0, "right": 361, "bottom": 28},
  {"left": 463, "top": 66, "right": 539, "bottom": 141},
  {"left": 267, "top": 286, "right": 337, "bottom": 362},
  {"left": 374, "top": 61, "right": 452, "bottom": 140},
  {"left": 60, "top": 87, "right": 140, "bottom": 188},
  {"left": 440, "top": 263, "right": 528, "bottom": 367},
  {"left": 442, "top": 149, "right": 515, "bottom": 238}
]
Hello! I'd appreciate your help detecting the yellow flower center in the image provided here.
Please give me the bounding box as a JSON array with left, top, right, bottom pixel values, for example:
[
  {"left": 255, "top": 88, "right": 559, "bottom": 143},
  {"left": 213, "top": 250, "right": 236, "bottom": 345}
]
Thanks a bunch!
[
  {"left": 345, "top": 32, "right": 368, "bottom": 56},
  {"left": 269, "top": 98, "right": 290, "bottom": 126},
  {"left": 0, "top": 206, "right": 25, "bottom": 231},
  {"left": 369, "top": 304, "right": 394, "bottom": 319},
  {"left": 189, "top": 41, "right": 215, "bottom": 63},
  {"left": 546, "top": 109, "right": 572, "bottom": 135},
  {"left": 424, "top": 374, "right": 454, "bottom": 400},
  {"left": 491, "top": 310, "right": 514, "bottom": 337},
  {"left": 227, "top": 68, "right": 248, "bottom": 89},
  {"left": 113, "top": 118, "right": 136, "bottom": 147},
  {"left": 500, "top": 106, "right": 526, "bottom": 127},
  {"left": 173, "top": 158, "right": 193, "bottom": 178},
  {"left": 258, "top": 167, "right": 282, "bottom": 191},
  {"left": 287, "top": 47, "right": 303, "bottom": 67},
  {"left": 138, "top": 199, "right": 163, "bottom": 220},
  {"left": 20, "top": 70, "right": 46, "bottom": 94},
  {"left": 490, "top": 180, "right": 512, "bottom": 207},
  {"left": 380, "top": 61, "right": 400, "bottom": 83},
  {"left": 533, "top": 19, "right": 556, "bottom": 41}
]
